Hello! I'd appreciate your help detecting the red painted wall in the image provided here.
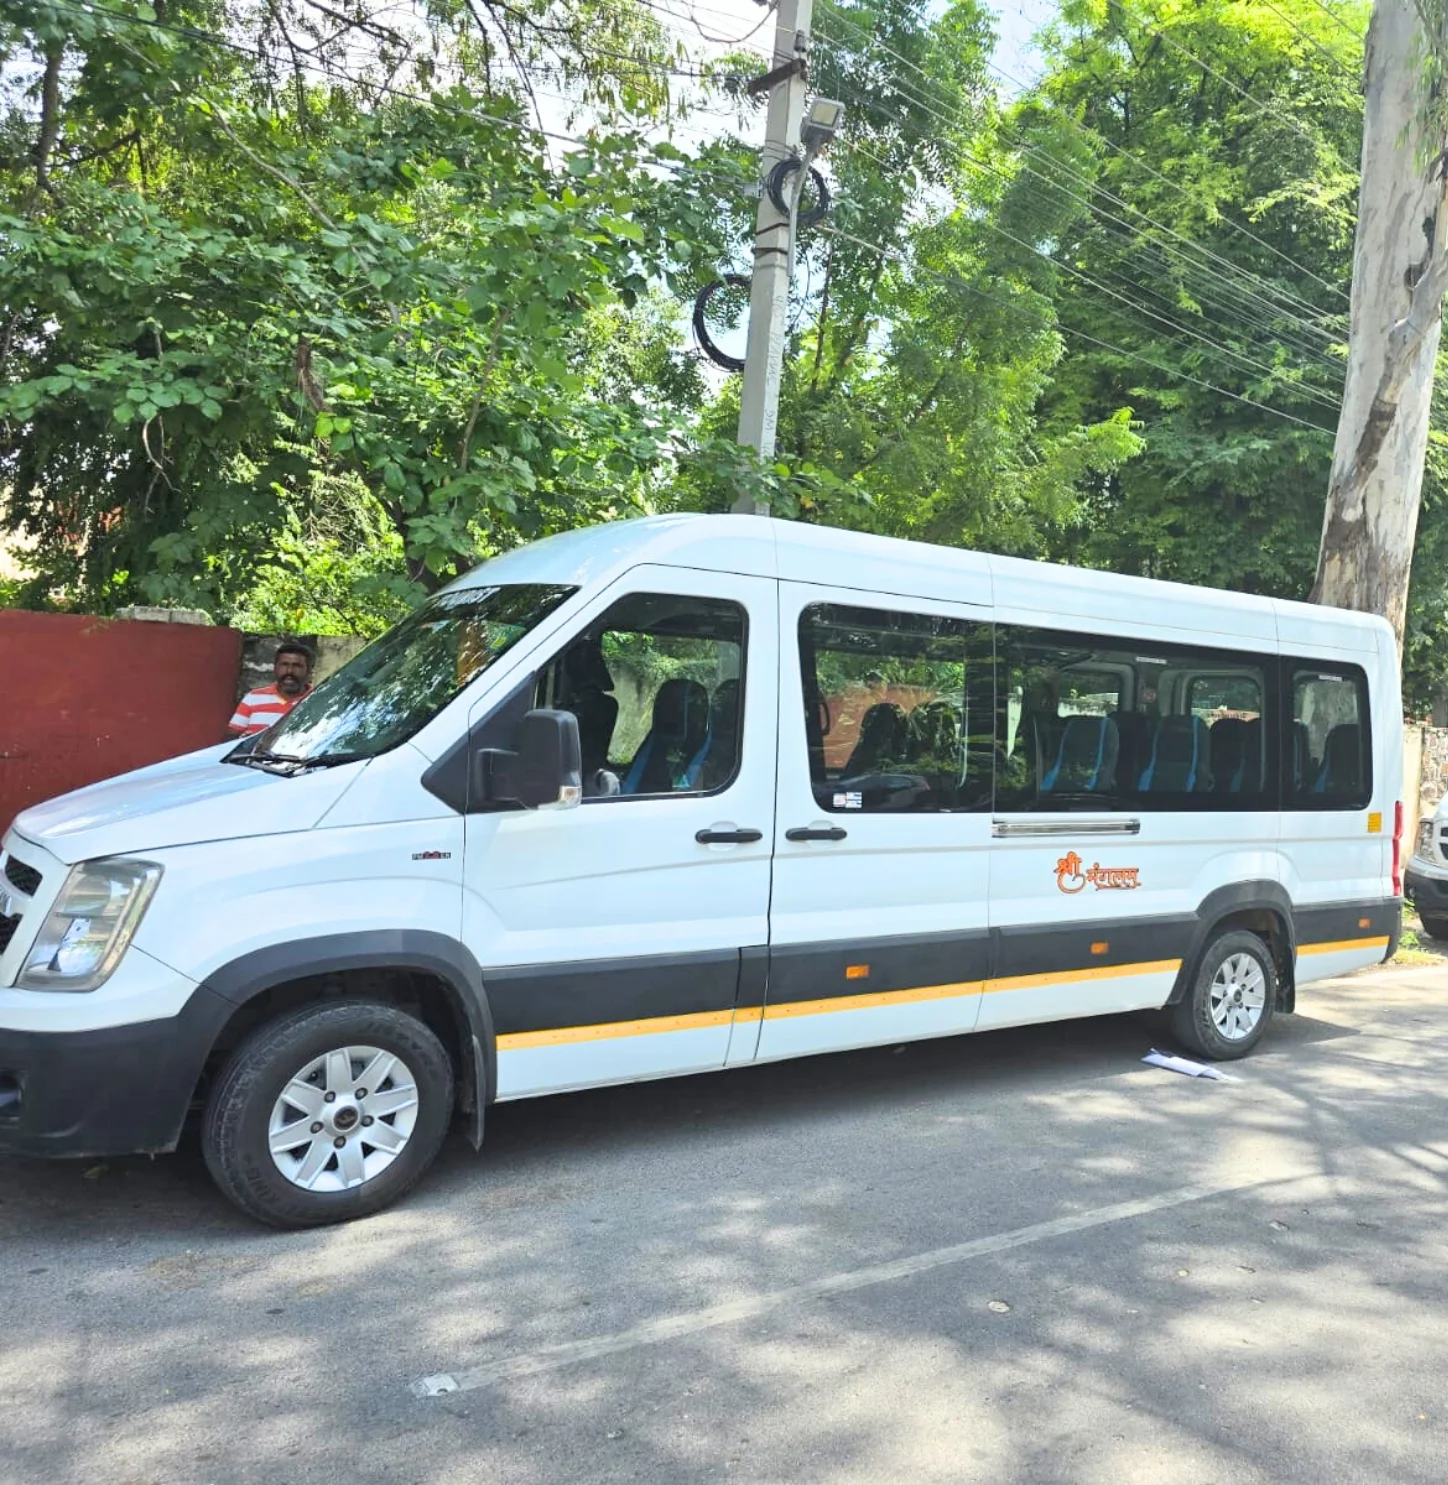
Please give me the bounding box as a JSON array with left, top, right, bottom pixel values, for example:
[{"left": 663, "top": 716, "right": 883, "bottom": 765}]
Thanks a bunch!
[{"left": 0, "top": 611, "right": 243, "bottom": 836}]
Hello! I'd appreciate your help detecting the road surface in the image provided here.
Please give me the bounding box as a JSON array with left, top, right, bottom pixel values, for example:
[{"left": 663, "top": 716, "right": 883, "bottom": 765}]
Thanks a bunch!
[{"left": 5, "top": 965, "right": 1448, "bottom": 1483}]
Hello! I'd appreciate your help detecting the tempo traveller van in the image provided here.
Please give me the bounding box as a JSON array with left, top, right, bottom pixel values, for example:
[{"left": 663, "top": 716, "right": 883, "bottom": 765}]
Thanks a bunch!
[{"left": 0, "top": 516, "right": 1404, "bottom": 1227}]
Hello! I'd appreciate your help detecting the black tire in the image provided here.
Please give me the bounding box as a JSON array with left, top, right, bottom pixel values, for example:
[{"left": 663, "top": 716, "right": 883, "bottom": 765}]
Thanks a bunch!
[
  {"left": 1419, "top": 915, "right": 1448, "bottom": 942},
  {"left": 203, "top": 1000, "right": 455, "bottom": 1229},
  {"left": 1168, "top": 929, "right": 1276, "bottom": 1062}
]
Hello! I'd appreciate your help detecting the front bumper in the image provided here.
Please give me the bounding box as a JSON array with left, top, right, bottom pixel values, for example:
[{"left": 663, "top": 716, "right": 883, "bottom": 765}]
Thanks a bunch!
[
  {"left": 1405, "top": 859, "right": 1448, "bottom": 913},
  {"left": 0, "top": 986, "right": 232, "bottom": 1159}
]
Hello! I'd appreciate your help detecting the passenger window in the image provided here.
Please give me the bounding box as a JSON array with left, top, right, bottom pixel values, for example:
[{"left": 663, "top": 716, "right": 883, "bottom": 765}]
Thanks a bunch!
[
  {"left": 799, "top": 603, "right": 993, "bottom": 813},
  {"left": 538, "top": 594, "right": 746, "bottom": 799},
  {"left": 1289, "top": 665, "right": 1370, "bottom": 808},
  {"left": 997, "top": 627, "right": 1271, "bottom": 811}
]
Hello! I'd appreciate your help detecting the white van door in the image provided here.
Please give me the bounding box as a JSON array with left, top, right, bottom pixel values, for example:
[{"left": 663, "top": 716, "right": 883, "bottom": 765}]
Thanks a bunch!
[
  {"left": 1277, "top": 647, "right": 1395, "bottom": 980},
  {"left": 755, "top": 583, "right": 995, "bottom": 1064},
  {"left": 462, "top": 568, "right": 778, "bottom": 1097}
]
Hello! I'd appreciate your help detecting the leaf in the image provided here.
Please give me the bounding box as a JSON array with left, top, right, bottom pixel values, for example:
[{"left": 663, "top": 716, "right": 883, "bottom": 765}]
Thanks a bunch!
[{"left": 599, "top": 215, "right": 645, "bottom": 243}]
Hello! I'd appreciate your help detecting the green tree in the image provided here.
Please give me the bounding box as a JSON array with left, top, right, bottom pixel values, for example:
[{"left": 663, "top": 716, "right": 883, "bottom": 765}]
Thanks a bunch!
[
  {"left": 1022, "top": 0, "right": 1365, "bottom": 587},
  {"left": 0, "top": 0, "right": 754, "bottom": 618},
  {"left": 677, "top": 0, "right": 1143, "bottom": 547}
]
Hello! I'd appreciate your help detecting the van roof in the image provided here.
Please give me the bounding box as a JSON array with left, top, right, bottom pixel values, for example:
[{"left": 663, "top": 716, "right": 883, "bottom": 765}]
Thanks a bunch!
[{"left": 451, "top": 514, "right": 1390, "bottom": 653}]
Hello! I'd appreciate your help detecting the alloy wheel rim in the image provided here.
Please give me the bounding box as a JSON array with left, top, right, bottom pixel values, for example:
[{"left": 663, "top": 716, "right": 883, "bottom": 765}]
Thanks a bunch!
[
  {"left": 268, "top": 1044, "right": 420, "bottom": 1191},
  {"left": 1209, "top": 952, "right": 1267, "bottom": 1041}
]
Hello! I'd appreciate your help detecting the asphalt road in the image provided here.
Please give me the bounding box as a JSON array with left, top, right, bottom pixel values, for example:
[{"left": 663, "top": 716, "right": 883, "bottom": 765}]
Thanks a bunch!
[{"left": 6, "top": 967, "right": 1448, "bottom": 1485}]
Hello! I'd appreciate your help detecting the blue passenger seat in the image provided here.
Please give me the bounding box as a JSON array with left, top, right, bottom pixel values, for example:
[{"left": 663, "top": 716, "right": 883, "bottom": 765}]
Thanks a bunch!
[
  {"left": 622, "top": 678, "right": 712, "bottom": 794},
  {"left": 1138, "top": 715, "right": 1211, "bottom": 792},
  {"left": 1042, "top": 715, "right": 1120, "bottom": 793},
  {"left": 1209, "top": 717, "right": 1251, "bottom": 793}
]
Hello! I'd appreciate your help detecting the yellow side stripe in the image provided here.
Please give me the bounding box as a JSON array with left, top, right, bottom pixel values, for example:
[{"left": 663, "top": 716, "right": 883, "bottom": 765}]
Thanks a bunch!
[
  {"left": 496, "top": 958, "right": 1183, "bottom": 1049},
  {"left": 761, "top": 979, "right": 985, "bottom": 1022},
  {"left": 985, "top": 959, "right": 1181, "bottom": 995},
  {"left": 498, "top": 1008, "right": 735, "bottom": 1051},
  {"left": 1297, "top": 935, "right": 1389, "bottom": 957}
]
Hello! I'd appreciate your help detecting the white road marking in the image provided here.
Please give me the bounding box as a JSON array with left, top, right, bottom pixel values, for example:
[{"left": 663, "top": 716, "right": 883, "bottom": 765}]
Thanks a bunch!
[{"left": 409, "top": 1175, "right": 1273, "bottom": 1397}]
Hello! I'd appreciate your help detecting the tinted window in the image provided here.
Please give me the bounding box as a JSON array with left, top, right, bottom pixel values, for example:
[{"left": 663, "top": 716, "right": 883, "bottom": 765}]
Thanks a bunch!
[
  {"left": 799, "top": 604, "right": 993, "bottom": 813},
  {"left": 538, "top": 593, "right": 745, "bottom": 799},
  {"left": 244, "top": 583, "right": 575, "bottom": 765},
  {"left": 1288, "top": 664, "right": 1370, "bottom": 808},
  {"left": 997, "top": 627, "right": 1272, "bottom": 811}
]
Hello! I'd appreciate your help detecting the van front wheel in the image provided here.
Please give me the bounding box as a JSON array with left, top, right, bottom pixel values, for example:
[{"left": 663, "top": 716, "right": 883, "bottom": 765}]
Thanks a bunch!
[
  {"left": 1169, "top": 930, "right": 1276, "bottom": 1062},
  {"left": 203, "top": 1000, "right": 454, "bottom": 1229}
]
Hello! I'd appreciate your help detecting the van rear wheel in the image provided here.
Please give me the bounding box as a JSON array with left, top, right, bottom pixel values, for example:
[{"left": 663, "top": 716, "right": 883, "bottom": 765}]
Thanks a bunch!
[
  {"left": 203, "top": 1000, "right": 454, "bottom": 1229},
  {"left": 1418, "top": 915, "right": 1448, "bottom": 942},
  {"left": 1169, "top": 929, "right": 1276, "bottom": 1062}
]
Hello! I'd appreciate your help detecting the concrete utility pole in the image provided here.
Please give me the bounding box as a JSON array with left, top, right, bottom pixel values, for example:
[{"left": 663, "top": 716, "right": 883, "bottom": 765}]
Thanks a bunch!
[{"left": 733, "top": 0, "right": 813, "bottom": 514}]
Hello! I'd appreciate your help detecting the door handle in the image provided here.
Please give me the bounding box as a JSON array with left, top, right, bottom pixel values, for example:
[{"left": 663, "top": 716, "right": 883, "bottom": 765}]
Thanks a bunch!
[
  {"left": 696, "top": 828, "right": 764, "bottom": 844},
  {"left": 785, "top": 826, "right": 848, "bottom": 842},
  {"left": 991, "top": 819, "right": 1141, "bottom": 838}
]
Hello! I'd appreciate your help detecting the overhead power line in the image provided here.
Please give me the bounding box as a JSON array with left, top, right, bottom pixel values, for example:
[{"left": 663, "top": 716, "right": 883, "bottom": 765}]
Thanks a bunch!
[
  {"left": 810, "top": 29, "right": 1348, "bottom": 370},
  {"left": 815, "top": 221, "right": 1336, "bottom": 435},
  {"left": 1299, "top": 0, "right": 1367, "bottom": 39},
  {"left": 1109, "top": 0, "right": 1357, "bottom": 164},
  {"left": 39, "top": 0, "right": 1343, "bottom": 437},
  {"left": 816, "top": 0, "right": 1354, "bottom": 305},
  {"left": 1253, "top": 0, "right": 1362, "bottom": 78},
  {"left": 838, "top": 132, "right": 1343, "bottom": 410},
  {"left": 631, "top": 0, "right": 777, "bottom": 57}
]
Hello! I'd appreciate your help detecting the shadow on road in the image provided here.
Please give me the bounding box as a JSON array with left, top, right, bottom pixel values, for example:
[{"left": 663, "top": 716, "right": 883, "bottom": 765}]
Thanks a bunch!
[{"left": 3, "top": 981, "right": 1447, "bottom": 1485}]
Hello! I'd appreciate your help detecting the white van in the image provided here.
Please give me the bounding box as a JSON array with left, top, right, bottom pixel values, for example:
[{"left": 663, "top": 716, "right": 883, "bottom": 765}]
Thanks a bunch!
[{"left": 0, "top": 516, "right": 1403, "bottom": 1226}]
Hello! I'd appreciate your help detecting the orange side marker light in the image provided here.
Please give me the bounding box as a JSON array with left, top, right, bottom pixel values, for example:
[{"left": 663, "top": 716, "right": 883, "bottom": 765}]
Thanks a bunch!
[
  {"left": 1090, "top": 942, "right": 1109, "bottom": 956},
  {"left": 846, "top": 964, "right": 870, "bottom": 980}
]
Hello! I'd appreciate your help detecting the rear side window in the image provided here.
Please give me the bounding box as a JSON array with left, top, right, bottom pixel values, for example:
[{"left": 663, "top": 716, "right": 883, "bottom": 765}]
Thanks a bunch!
[
  {"left": 1288, "top": 664, "right": 1371, "bottom": 809},
  {"left": 996, "top": 626, "right": 1273, "bottom": 812},
  {"left": 799, "top": 604, "right": 993, "bottom": 812}
]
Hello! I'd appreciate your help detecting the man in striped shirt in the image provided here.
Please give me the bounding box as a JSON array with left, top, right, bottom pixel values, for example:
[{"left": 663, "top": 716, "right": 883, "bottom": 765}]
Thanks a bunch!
[{"left": 228, "top": 640, "right": 314, "bottom": 737}]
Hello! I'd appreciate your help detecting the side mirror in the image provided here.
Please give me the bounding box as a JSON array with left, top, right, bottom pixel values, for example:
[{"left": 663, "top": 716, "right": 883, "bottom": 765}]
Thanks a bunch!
[{"left": 477, "top": 709, "right": 582, "bottom": 810}]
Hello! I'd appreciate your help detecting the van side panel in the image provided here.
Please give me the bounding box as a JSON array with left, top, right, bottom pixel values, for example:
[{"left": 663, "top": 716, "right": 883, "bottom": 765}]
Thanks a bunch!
[{"left": 981, "top": 584, "right": 1288, "bottom": 1032}]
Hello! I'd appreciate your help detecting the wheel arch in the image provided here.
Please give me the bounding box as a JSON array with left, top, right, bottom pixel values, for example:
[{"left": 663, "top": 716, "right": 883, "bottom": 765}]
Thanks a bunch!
[
  {"left": 197, "top": 932, "right": 495, "bottom": 1147},
  {"left": 1166, "top": 881, "right": 1296, "bottom": 1013}
]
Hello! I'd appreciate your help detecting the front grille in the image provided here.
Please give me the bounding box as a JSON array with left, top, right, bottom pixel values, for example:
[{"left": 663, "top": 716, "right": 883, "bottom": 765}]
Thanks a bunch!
[
  {"left": 4, "top": 856, "right": 41, "bottom": 897},
  {"left": 0, "top": 913, "right": 18, "bottom": 954}
]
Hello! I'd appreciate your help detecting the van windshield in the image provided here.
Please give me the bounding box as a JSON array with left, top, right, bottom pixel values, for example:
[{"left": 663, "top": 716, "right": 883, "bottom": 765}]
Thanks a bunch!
[{"left": 233, "top": 583, "right": 575, "bottom": 767}]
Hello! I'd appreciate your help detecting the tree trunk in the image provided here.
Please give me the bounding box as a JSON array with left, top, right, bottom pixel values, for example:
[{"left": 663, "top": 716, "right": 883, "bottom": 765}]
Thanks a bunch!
[{"left": 1310, "top": 0, "right": 1448, "bottom": 649}]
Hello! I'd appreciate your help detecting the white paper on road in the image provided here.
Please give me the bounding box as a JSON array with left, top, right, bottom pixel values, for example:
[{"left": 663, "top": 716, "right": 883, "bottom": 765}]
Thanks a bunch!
[{"left": 1143, "top": 1049, "right": 1238, "bottom": 1081}]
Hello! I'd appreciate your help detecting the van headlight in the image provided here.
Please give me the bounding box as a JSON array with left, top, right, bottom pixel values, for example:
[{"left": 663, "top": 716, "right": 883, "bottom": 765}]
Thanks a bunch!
[{"left": 19, "top": 859, "right": 163, "bottom": 992}]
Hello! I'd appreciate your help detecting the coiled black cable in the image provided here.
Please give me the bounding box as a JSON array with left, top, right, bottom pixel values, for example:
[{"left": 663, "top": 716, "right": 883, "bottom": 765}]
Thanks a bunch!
[{"left": 693, "top": 273, "right": 751, "bottom": 371}]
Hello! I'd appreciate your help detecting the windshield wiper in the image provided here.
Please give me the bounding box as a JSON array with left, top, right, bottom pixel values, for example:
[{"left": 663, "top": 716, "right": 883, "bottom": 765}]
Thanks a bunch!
[
  {"left": 227, "top": 749, "right": 364, "bottom": 774},
  {"left": 227, "top": 749, "right": 303, "bottom": 772}
]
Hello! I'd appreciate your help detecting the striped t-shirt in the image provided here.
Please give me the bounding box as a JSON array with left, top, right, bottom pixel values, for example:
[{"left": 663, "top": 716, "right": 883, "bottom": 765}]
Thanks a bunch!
[{"left": 229, "top": 683, "right": 309, "bottom": 736}]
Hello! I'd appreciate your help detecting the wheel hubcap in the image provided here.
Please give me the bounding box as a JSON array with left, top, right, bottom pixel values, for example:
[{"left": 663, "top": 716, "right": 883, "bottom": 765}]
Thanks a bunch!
[
  {"left": 1209, "top": 953, "right": 1267, "bottom": 1041},
  {"left": 268, "top": 1045, "right": 420, "bottom": 1191}
]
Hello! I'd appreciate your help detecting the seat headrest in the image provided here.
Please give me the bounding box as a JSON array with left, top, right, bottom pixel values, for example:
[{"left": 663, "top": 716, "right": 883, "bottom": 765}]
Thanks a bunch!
[
  {"left": 562, "top": 637, "right": 613, "bottom": 694},
  {"left": 652, "top": 677, "right": 710, "bottom": 746}
]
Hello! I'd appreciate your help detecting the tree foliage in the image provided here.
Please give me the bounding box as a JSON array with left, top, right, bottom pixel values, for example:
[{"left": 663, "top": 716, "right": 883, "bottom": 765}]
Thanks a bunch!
[
  {"left": 0, "top": 0, "right": 760, "bottom": 617},
  {"left": 1, "top": 0, "right": 1446, "bottom": 704}
]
